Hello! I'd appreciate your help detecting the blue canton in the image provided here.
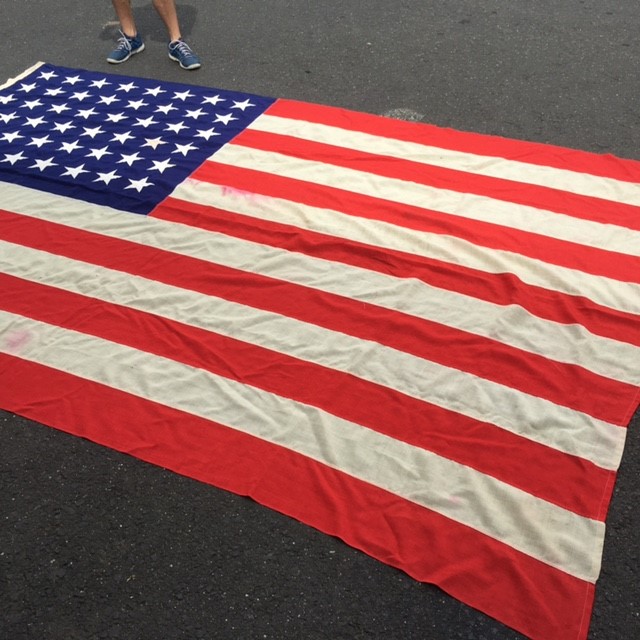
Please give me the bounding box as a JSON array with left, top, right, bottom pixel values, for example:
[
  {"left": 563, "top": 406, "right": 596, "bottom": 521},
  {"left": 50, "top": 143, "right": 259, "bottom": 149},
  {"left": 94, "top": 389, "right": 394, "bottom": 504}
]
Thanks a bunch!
[{"left": 0, "top": 63, "right": 275, "bottom": 214}]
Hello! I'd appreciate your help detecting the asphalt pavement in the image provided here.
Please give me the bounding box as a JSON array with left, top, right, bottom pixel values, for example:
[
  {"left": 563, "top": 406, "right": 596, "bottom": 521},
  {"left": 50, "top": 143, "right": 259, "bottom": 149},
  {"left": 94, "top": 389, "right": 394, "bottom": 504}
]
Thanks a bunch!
[{"left": 1, "top": 1, "right": 639, "bottom": 639}]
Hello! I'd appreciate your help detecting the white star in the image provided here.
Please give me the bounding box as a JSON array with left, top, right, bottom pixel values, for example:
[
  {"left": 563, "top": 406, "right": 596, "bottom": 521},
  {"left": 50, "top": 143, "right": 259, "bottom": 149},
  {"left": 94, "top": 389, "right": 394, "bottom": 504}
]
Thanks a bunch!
[
  {"left": 141, "top": 137, "right": 167, "bottom": 150},
  {"left": 70, "top": 90, "right": 92, "bottom": 102},
  {"left": 173, "top": 89, "right": 194, "bottom": 101},
  {"left": 44, "top": 87, "right": 65, "bottom": 96},
  {"left": 21, "top": 98, "right": 43, "bottom": 110},
  {"left": 117, "top": 82, "right": 138, "bottom": 93},
  {"left": 111, "top": 131, "right": 135, "bottom": 144},
  {"left": 0, "top": 131, "right": 24, "bottom": 143},
  {"left": 194, "top": 127, "right": 220, "bottom": 141},
  {"left": 0, "top": 112, "right": 19, "bottom": 124},
  {"left": 231, "top": 99, "right": 255, "bottom": 111},
  {"left": 165, "top": 121, "right": 188, "bottom": 134},
  {"left": 94, "top": 170, "right": 121, "bottom": 184},
  {"left": 155, "top": 103, "right": 177, "bottom": 115},
  {"left": 185, "top": 107, "right": 207, "bottom": 120},
  {"left": 125, "top": 176, "right": 154, "bottom": 192},
  {"left": 117, "top": 151, "right": 143, "bottom": 167},
  {"left": 80, "top": 125, "right": 104, "bottom": 138},
  {"left": 49, "top": 103, "right": 71, "bottom": 114},
  {"left": 98, "top": 95, "right": 120, "bottom": 105},
  {"left": 214, "top": 113, "right": 238, "bottom": 125},
  {"left": 105, "top": 112, "right": 128, "bottom": 123},
  {"left": 172, "top": 142, "right": 198, "bottom": 156},
  {"left": 1, "top": 151, "right": 26, "bottom": 165},
  {"left": 86, "top": 146, "right": 113, "bottom": 160},
  {"left": 133, "top": 115, "right": 159, "bottom": 128},
  {"left": 60, "top": 140, "right": 84, "bottom": 153},
  {"left": 0, "top": 94, "right": 16, "bottom": 105},
  {"left": 145, "top": 86, "right": 166, "bottom": 96},
  {"left": 27, "top": 134, "right": 53, "bottom": 148},
  {"left": 63, "top": 75, "right": 83, "bottom": 85},
  {"left": 148, "top": 158, "right": 176, "bottom": 173},
  {"left": 52, "top": 121, "right": 76, "bottom": 133},
  {"left": 202, "top": 95, "right": 225, "bottom": 106},
  {"left": 39, "top": 71, "right": 58, "bottom": 80},
  {"left": 61, "top": 163, "right": 90, "bottom": 179},
  {"left": 18, "top": 82, "right": 37, "bottom": 93},
  {"left": 126, "top": 99, "right": 148, "bottom": 110},
  {"left": 29, "top": 157, "right": 58, "bottom": 171},
  {"left": 90, "top": 78, "right": 111, "bottom": 89},
  {"left": 76, "top": 107, "right": 98, "bottom": 119},
  {"left": 25, "top": 115, "right": 47, "bottom": 128}
]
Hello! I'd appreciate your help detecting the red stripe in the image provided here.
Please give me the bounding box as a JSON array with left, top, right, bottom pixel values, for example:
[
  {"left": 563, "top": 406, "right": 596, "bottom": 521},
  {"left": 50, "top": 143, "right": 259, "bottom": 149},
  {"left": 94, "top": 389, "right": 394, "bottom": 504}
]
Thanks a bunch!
[
  {"left": 0, "top": 353, "right": 597, "bottom": 640},
  {"left": 2, "top": 207, "right": 636, "bottom": 424},
  {"left": 236, "top": 126, "right": 640, "bottom": 232},
  {"left": 151, "top": 193, "right": 640, "bottom": 353},
  {"left": 0, "top": 271, "right": 616, "bottom": 520},
  {"left": 193, "top": 149, "right": 640, "bottom": 285},
  {"left": 267, "top": 98, "right": 640, "bottom": 185}
]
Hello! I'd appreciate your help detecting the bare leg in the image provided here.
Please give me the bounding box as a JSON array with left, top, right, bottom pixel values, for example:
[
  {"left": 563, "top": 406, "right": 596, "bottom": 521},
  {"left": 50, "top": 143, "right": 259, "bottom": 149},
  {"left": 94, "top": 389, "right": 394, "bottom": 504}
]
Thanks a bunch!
[
  {"left": 152, "top": 0, "right": 182, "bottom": 41},
  {"left": 111, "top": 0, "right": 138, "bottom": 38}
]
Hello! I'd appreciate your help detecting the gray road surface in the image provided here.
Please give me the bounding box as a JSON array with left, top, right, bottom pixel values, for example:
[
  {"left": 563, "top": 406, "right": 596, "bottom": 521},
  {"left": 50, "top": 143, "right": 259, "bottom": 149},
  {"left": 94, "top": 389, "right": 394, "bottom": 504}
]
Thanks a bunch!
[{"left": 1, "top": 2, "right": 639, "bottom": 639}]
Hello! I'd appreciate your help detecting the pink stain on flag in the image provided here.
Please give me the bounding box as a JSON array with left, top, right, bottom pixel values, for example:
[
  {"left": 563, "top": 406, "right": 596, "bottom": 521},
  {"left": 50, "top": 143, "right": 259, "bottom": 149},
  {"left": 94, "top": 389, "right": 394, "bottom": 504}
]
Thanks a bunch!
[{"left": 1, "top": 63, "right": 639, "bottom": 640}]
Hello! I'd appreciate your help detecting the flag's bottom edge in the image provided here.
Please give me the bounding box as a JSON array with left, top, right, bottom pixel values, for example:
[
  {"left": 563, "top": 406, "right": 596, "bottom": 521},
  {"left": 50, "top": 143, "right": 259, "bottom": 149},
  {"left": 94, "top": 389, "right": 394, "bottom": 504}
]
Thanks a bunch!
[{"left": 0, "top": 352, "right": 596, "bottom": 640}]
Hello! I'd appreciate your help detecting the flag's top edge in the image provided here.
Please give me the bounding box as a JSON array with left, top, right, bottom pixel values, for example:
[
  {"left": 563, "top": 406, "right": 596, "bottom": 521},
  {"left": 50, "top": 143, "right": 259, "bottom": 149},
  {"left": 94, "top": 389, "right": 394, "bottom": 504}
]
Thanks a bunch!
[
  {"left": 271, "top": 99, "right": 640, "bottom": 173},
  {"left": 1, "top": 61, "right": 277, "bottom": 106},
  {"left": 0, "top": 61, "right": 45, "bottom": 91}
]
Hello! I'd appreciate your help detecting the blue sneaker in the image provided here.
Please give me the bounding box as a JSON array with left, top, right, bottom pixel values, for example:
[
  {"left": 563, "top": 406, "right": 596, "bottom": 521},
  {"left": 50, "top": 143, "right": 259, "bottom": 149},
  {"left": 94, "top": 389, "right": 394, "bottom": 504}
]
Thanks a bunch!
[
  {"left": 168, "top": 39, "right": 201, "bottom": 70},
  {"left": 107, "top": 31, "right": 145, "bottom": 64}
]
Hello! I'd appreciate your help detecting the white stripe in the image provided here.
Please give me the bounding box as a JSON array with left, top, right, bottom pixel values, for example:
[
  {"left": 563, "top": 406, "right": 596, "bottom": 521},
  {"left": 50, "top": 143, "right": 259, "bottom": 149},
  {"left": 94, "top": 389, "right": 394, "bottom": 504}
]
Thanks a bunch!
[
  {"left": 172, "top": 172, "right": 640, "bottom": 324},
  {"left": 205, "top": 146, "right": 640, "bottom": 315},
  {"left": 169, "top": 181, "right": 640, "bottom": 386},
  {"left": 2, "top": 180, "right": 639, "bottom": 386},
  {"left": 0, "top": 239, "right": 627, "bottom": 470},
  {"left": 213, "top": 143, "right": 640, "bottom": 258},
  {"left": 252, "top": 113, "right": 640, "bottom": 207},
  {"left": 0, "top": 310, "right": 606, "bottom": 582}
]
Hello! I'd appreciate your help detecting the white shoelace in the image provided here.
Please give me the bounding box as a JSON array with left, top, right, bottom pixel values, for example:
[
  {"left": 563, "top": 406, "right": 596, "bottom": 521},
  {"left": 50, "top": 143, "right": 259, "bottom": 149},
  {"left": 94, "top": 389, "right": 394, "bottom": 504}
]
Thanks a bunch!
[
  {"left": 171, "top": 40, "right": 193, "bottom": 57},
  {"left": 115, "top": 30, "right": 134, "bottom": 52}
]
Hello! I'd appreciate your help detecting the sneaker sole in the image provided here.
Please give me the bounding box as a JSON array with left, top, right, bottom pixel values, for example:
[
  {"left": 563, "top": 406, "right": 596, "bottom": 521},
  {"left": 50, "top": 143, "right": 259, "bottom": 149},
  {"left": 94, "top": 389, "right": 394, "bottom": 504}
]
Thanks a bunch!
[
  {"left": 107, "top": 42, "right": 145, "bottom": 64},
  {"left": 168, "top": 52, "right": 201, "bottom": 70}
]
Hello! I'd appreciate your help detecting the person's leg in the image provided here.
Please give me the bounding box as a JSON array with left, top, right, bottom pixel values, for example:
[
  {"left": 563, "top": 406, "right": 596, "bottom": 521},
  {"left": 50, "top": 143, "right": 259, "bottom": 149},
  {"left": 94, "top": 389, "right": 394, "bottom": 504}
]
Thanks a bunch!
[
  {"left": 112, "top": 0, "right": 138, "bottom": 38},
  {"left": 107, "top": 0, "right": 145, "bottom": 64},
  {"left": 152, "top": 0, "right": 182, "bottom": 42},
  {"left": 154, "top": 0, "right": 202, "bottom": 70}
]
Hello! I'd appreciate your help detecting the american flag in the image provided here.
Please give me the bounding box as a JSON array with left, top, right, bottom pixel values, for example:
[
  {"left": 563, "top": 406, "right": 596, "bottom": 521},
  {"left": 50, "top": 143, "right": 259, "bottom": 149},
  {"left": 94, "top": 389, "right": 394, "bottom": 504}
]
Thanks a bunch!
[{"left": 1, "top": 63, "right": 639, "bottom": 640}]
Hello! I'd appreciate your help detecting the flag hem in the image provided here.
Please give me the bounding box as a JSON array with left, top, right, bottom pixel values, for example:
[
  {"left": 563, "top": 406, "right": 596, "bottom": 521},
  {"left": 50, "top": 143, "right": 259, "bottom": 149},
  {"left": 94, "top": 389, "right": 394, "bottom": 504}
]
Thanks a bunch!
[{"left": 0, "top": 61, "right": 45, "bottom": 91}]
